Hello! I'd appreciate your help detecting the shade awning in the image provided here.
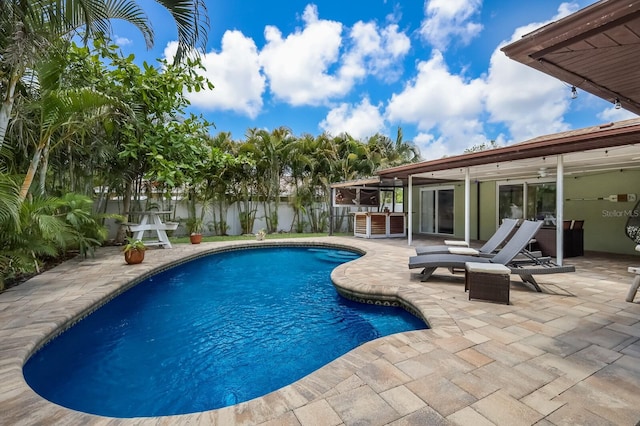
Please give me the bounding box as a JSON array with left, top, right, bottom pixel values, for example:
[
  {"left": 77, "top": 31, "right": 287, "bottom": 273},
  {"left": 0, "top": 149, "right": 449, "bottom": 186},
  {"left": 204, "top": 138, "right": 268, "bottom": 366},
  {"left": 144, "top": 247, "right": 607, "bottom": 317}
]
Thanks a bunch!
[{"left": 501, "top": 0, "right": 640, "bottom": 115}]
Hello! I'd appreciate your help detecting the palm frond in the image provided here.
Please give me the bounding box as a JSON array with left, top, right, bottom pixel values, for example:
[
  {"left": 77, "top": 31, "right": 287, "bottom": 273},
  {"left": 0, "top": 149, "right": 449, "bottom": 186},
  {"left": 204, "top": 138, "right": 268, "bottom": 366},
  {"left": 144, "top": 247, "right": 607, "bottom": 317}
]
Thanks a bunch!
[{"left": 153, "top": 0, "right": 209, "bottom": 61}]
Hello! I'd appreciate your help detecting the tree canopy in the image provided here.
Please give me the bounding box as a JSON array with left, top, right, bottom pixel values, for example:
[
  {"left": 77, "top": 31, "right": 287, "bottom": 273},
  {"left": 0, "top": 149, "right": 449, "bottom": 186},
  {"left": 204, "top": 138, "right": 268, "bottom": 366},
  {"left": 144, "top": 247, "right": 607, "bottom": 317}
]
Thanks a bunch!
[{"left": 0, "top": 6, "right": 421, "bottom": 289}]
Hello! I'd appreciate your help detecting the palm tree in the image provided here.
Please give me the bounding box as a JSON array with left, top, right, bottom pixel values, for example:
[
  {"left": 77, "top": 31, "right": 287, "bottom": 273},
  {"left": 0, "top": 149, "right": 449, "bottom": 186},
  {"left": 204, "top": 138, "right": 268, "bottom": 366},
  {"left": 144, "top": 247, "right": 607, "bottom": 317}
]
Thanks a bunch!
[
  {"left": 366, "top": 127, "right": 421, "bottom": 170},
  {"left": 232, "top": 135, "right": 259, "bottom": 234},
  {"left": 387, "top": 127, "right": 421, "bottom": 166},
  {"left": 283, "top": 134, "right": 315, "bottom": 232},
  {"left": 204, "top": 132, "right": 244, "bottom": 235},
  {"left": 17, "top": 44, "right": 126, "bottom": 201},
  {"left": 0, "top": 0, "right": 209, "bottom": 150},
  {"left": 245, "top": 127, "right": 293, "bottom": 233}
]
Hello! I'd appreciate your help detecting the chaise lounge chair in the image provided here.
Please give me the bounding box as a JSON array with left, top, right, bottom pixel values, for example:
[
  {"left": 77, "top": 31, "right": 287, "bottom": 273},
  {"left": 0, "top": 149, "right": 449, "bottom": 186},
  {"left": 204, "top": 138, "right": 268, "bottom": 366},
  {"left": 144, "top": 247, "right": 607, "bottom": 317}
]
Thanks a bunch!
[
  {"left": 415, "top": 218, "right": 519, "bottom": 256},
  {"left": 409, "top": 220, "right": 576, "bottom": 291}
]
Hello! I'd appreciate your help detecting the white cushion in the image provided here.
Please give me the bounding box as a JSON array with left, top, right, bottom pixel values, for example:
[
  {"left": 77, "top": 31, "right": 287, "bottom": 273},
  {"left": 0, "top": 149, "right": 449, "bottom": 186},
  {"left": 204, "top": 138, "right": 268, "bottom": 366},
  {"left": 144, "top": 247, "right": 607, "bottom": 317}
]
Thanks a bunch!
[
  {"left": 444, "top": 240, "right": 469, "bottom": 247},
  {"left": 465, "top": 262, "right": 510, "bottom": 274},
  {"left": 449, "top": 247, "right": 479, "bottom": 255},
  {"left": 629, "top": 266, "right": 640, "bottom": 274}
]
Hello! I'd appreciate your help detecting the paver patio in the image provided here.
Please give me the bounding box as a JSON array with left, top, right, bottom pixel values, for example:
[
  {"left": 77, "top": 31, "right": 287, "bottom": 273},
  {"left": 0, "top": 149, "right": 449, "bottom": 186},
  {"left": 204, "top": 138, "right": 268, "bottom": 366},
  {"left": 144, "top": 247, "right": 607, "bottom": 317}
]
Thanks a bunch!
[{"left": 1, "top": 236, "right": 639, "bottom": 425}]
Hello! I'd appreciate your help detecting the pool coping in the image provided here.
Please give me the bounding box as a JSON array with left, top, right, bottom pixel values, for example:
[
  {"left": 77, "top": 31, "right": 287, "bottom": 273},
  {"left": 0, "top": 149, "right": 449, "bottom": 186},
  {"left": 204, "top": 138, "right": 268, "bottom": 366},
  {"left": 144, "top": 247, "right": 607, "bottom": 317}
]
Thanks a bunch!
[
  {"left": 2, "top": 236, "right": 640, "bottom": 425},
  {"left": 0, "top": 237, "right": 445, "bottom": 424}
]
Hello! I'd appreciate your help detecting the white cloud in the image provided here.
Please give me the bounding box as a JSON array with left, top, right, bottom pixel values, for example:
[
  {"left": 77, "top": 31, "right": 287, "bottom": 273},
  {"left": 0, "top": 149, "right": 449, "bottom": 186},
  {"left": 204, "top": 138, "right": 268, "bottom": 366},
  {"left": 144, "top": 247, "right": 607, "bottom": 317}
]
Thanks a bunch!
[
  {"left": 259, "top": 4, "right": 412, "bottom": 106},
  {"left": 412, "top": 118, "right": 490, "bottom": 160},
  {"left": 384, "top": 50, "right": 486, "bottom": 156},
  {"left": 344, "top": 22, "right": 411, "bottom": 83},
  {"left": 484, "top": 4, "right": 581, "bottom": 142},
  {"left": 259, "top": 5, "right": 348, "bottom": 106},
  {"left": 319, "top": 98, "right": 385, "bottom": 140},
  {"left": 114, "top": 36, "right": 132, "bottom": 47},
  {"left": 420, "top": 0, "right": 483, "bottom": 50},
  {"left": 163, "top": 31, "right": 266, "bottom": 118},
  {"left": 321, "top": 2, "right": 586, "bottom": 158},
  {"left": 386, "top": 2, "right": 583, "bottom": 159},
  {"left": 597, "top": 106, "right": 638, "bottom": 122},
  {"left": 485, "top": 52, "right": 570, "bottom": 142},
  {"left": 414, "top": 135, "right": 452, "bottom": 160}
]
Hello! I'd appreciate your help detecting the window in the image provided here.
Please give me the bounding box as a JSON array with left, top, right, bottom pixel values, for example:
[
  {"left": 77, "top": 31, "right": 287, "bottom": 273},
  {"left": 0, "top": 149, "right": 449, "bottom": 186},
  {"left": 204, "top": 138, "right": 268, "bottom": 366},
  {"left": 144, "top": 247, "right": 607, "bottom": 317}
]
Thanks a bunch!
[
  {"left": 498, "top": 184, "right": 524, "bottom": 220},
  {"left": 380, "top": 188, "right": 402, "bottom": 212},
  {"left": 527, "top": 183, "right": 556, "bottom": 221},
  {"left": 498, "top": 181, "right": 556, "bottom": 222}
]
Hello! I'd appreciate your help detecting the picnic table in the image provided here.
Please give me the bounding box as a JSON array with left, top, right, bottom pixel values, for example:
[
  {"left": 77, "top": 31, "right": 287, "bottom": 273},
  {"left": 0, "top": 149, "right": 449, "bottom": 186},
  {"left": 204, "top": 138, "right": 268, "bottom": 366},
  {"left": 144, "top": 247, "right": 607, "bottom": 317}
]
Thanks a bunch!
[{"left": 125, "top": 211, "right": 178, "bottom": 249}]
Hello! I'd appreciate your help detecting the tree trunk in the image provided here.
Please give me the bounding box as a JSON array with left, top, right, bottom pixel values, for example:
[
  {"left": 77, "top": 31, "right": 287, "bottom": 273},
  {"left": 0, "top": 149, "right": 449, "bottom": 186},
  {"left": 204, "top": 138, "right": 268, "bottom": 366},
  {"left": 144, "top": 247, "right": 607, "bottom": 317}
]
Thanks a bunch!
[
  {"left": 19, "top": 135, "right": 49, "bottom": 201},
  {"left": 0, "top": 69, "right": 21, "bottom": 151},
  {"left": 115, "top": 181, "right": 133, "bottom": 244},
  {"left": 38, "top": 141, "right": 50, "bottom": 196}
]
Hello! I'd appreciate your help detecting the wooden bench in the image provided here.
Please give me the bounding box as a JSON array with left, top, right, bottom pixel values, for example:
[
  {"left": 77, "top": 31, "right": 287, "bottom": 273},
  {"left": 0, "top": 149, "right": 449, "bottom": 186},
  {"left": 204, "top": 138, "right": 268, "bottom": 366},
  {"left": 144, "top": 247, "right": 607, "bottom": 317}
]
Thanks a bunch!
[{"left": 465, "top": 262, "right": 511, "bottom": 304}]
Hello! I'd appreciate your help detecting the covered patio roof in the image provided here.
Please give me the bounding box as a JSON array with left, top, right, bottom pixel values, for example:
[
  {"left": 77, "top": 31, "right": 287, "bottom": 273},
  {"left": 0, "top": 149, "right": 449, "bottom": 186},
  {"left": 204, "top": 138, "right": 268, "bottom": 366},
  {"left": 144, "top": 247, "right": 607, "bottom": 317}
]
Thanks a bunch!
[
  {"left": 378, "top": 118, "right": 640, "bottom": 183},
  {"left": 501, "top": 0, "right": 640, "bottom": 115}
]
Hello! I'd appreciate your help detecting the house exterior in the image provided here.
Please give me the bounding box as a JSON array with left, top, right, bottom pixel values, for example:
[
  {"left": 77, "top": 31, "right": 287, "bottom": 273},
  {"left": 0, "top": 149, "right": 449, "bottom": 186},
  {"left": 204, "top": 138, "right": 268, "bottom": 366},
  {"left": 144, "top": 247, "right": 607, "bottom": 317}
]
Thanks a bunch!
[
  {"left": 367, "top": 0, "right": 640, "bottom": 258},
  {"left": 377, "top": 119, "right": 640, "bottom": 257}
]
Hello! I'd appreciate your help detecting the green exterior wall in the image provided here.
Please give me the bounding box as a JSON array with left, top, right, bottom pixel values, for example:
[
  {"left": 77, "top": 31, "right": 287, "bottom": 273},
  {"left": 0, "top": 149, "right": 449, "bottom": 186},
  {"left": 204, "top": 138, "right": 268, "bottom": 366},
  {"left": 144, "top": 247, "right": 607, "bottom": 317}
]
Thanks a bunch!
[
  {"left": 478, "top": 181, "right": 498, "bottom": 241},
  {"left": 408, "top": 169, "right": 640, "bottom": 255},
  {"left": 563, "top": 169, "right": 640, "bottom": 255}
]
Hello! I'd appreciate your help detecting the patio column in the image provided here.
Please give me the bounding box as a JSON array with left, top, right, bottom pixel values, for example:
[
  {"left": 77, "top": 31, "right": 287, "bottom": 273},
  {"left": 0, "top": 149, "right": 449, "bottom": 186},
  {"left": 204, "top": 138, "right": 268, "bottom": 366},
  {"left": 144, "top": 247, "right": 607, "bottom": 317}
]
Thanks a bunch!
[
  {"left": 465, "top": 168, "right": 470, "bottom": 244},
  {"left": 408, "top": 174, "right": 413, "bottom": 245},
  {"left": 556, "top": 155, "right": 564, "bottom": 266}
]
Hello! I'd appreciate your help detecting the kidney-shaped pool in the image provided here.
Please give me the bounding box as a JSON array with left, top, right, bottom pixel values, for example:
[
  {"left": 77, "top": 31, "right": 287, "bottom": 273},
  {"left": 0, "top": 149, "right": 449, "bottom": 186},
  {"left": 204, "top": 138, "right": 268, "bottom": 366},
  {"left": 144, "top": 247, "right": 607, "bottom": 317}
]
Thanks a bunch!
[{"left": 24, "top": 246, "right": 426, "bottom": 417}]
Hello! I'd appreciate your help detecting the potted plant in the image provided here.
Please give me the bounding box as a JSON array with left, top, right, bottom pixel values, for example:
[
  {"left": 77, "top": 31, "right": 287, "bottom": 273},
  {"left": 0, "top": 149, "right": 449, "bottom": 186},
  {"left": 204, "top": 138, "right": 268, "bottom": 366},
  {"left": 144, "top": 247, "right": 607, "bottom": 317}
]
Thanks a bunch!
[
  {"left": 255, "top": 228, "right": 266, "bottom": 241},
  {"left": 186, "top": 218, "right": 204, "bottom": 244},
  {"left": 122, "top": 238, "right": 146, "bottom": 264}
]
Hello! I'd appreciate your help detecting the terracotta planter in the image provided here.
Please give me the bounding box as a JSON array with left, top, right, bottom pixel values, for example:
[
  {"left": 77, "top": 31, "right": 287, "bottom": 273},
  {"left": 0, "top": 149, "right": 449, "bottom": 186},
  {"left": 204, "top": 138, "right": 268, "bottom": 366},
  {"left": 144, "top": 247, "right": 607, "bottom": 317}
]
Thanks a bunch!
[
  {"left": 190, "top": 233, "right": 202, "bottom": 244},
  {"left": 124, "top": 249, "right": 145, "bottom": 265}
]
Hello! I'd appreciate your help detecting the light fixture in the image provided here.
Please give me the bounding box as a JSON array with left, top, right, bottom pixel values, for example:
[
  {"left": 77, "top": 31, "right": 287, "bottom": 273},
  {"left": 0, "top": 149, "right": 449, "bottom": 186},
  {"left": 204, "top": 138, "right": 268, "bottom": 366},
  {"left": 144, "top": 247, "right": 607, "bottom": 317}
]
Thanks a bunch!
[
  {"left": 571, "top": 86, "right": 577, "bottom": 99},
  {"left": 538, "top": 167, "right": 548, "bottom": 178},
  {"left": 614, "top": 97, "right": 621, "bottom": 109}
]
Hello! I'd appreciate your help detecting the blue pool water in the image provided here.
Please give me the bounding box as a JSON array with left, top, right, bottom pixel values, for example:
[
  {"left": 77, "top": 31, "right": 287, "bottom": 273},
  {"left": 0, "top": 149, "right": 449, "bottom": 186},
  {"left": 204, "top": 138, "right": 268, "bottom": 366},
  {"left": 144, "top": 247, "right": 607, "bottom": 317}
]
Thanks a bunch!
[{"left": 24, "top": 246, "right": 426, "bottom": 417}]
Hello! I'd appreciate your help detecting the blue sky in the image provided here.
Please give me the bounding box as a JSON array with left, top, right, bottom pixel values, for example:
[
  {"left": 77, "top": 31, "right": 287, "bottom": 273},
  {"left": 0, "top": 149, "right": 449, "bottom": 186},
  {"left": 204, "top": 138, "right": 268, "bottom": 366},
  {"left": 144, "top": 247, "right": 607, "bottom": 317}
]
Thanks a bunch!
[{"left": 113, "top": 0, "right": 637, "bottom": 159}]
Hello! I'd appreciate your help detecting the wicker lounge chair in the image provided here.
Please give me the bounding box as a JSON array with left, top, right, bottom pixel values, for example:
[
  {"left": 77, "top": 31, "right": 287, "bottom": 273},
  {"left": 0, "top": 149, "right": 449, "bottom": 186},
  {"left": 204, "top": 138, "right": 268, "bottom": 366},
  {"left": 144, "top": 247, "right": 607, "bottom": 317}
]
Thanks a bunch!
[
  {"left": 408, "top": 220, "right": 575, "bottom": 291},
  {"left": 415, "top": 218, "right": 519, "bottom": 256}
]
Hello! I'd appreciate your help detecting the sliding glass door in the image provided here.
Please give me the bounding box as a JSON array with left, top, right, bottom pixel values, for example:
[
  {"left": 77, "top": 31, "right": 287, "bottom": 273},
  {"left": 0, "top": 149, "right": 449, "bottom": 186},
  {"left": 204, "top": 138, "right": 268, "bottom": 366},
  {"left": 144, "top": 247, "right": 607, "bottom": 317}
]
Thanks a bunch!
[{"left": 420, "top": 187, "right": 454, "bottom": 234}]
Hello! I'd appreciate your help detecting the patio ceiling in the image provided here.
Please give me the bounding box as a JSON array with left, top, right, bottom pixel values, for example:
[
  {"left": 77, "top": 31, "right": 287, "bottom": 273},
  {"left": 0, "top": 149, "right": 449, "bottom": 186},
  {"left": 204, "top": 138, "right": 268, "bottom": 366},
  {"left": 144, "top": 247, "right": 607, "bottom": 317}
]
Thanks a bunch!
[{"left": 501, "top": 0, "right": 640, "bottom": 115}]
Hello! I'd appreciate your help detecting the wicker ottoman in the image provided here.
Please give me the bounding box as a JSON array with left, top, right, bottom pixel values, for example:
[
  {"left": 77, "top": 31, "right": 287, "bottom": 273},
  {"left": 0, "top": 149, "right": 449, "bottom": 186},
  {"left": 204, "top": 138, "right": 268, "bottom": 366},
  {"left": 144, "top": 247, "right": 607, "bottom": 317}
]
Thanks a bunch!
[{"left": 465, "top": 262, "right": 511, "bottom": 304}]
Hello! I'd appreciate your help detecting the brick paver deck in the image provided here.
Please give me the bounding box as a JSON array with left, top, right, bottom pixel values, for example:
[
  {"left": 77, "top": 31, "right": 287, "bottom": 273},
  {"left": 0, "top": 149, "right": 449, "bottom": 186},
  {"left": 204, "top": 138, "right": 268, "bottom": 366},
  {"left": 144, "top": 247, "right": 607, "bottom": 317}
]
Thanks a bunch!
[{"left": 1, "top": 236, "right": 639, "bottom": 425}]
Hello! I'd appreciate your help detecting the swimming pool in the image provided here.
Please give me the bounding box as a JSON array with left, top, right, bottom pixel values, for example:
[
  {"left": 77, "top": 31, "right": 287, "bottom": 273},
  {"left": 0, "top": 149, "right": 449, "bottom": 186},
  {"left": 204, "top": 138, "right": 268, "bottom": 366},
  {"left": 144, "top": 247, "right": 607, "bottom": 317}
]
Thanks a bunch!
[{"left": 23, "top": 246, "right": 426, "bottom": 417}]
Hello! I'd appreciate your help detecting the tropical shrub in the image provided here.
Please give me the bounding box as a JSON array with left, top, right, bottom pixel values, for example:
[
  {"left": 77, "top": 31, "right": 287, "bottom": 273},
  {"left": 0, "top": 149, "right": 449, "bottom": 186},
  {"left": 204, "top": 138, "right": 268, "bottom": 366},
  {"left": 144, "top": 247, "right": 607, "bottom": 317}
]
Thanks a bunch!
[{"left": 0, "top": 191, "right": 111, "bottom": 290}]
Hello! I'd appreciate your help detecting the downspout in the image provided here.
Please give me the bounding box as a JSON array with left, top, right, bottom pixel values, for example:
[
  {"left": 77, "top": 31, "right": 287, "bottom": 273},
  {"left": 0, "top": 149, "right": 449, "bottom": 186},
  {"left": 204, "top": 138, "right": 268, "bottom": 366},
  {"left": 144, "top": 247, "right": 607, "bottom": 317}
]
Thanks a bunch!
[
  {"left": 408, "top": 175, "right": 413, "bottom": 246},
  {"left": 476, "top": 180, "right": 481, "bottom": 240},
  {"left": 329, "top": 187, "right": 334, "bottom": 236},
  {"left": 556, "top": 155, "right": 564, "bottom": 266},
  {"left": 465, "top": 168, "right": 470, "bottom": 244}
]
